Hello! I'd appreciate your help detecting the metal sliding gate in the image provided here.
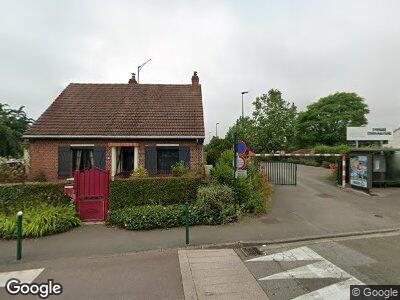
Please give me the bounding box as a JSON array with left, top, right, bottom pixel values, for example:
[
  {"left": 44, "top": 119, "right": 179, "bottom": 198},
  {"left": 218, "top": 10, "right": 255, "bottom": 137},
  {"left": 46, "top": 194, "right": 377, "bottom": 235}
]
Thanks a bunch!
[{"left": 264, "top": 161, "right": 297, "bottom": 185}]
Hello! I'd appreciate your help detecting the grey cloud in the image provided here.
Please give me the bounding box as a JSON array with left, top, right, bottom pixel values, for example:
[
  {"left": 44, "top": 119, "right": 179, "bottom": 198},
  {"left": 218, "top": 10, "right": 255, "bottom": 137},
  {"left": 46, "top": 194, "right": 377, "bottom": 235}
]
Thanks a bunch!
[{"left": 0, "top": 0, "right": 398, "bottom": 141}]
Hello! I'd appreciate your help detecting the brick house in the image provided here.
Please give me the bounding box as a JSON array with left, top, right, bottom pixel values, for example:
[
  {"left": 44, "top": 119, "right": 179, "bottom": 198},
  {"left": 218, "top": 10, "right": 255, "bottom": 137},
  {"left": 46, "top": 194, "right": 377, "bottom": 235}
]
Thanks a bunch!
[{"left": 23, "top": 72, "right": 205, "bottom": 181}]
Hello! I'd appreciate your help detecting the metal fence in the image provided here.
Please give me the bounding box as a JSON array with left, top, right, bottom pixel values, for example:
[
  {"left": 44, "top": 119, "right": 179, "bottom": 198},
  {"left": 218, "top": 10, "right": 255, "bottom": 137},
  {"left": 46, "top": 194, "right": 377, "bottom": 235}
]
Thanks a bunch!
[{"left": 264, "top": 161, "right": 297, "bottom": 185}]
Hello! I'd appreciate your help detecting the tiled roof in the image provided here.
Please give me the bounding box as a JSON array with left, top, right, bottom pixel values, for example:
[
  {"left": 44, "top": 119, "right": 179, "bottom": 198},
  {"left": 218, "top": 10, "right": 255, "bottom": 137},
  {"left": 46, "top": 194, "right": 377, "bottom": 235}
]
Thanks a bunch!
[{"left": 25, "top": 82, "right": 205, "bottom": 138}]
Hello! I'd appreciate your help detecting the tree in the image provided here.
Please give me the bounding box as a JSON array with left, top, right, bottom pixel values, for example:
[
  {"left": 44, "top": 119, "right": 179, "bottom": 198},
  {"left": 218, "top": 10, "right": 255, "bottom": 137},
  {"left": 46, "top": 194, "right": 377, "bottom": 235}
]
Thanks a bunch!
[
  {"left": 225, "top": 116, "right": 256, "bottom": 148},
  {"left": 204, "top": 137, "right": 231, "bottom": 166},
  {"left": 0, "top": 103, "right": 33, "bottom": 157},
  {"left": 296, "top": 92, "right": 369, "bottom": 147},
  {"left": 252, "top": 89, "right": 297, "bottom": 152}
]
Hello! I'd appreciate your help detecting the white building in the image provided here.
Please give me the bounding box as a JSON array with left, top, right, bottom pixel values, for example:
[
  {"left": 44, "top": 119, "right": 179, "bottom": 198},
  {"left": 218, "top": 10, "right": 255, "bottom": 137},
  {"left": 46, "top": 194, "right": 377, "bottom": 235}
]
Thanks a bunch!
[{"left": 389, "top": 127, "right": 400, "bottom": 148}]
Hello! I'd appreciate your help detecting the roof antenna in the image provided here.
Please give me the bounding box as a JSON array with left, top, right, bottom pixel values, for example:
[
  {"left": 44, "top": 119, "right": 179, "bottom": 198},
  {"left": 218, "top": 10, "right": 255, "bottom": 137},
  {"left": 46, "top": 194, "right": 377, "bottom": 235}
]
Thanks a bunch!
[{"left": 137, "top": 59, "right": 151, "bottom": 83}]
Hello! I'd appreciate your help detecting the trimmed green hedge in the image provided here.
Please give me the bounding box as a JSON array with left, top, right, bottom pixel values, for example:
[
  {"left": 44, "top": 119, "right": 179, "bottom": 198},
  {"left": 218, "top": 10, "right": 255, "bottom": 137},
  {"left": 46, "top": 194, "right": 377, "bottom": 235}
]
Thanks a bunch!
[
  {"left": 0, "top": 182, "right": 68, "bottom": 215},
  {"left": 109, "top": 177, "right": 205, "bottom": 210},
  {"left": 107, "top": 179, "right": 274, "bottom": 231},
  {"left": 107, "top": 202, "right": 240, "bottom": 230}
]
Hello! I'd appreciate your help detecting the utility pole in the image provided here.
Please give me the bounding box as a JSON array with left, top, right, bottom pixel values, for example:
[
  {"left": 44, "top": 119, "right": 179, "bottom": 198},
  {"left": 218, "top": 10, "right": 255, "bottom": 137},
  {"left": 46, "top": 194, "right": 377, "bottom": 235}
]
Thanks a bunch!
[
  {"left": 137, "top": 59, "right": 151, "bottom": 83},
  {"left": 241, "top": 91, "right": 249, "bottom": 118},
  {"left": 216, "top": 122, "right": 219, "bottom": 138}
]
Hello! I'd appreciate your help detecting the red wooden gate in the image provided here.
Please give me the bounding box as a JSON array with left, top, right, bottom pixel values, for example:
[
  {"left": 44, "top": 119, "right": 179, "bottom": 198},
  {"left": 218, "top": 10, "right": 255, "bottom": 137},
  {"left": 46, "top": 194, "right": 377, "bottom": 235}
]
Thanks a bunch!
[{"left": 74, "top": 168, "right": 110, "bottom": 222}]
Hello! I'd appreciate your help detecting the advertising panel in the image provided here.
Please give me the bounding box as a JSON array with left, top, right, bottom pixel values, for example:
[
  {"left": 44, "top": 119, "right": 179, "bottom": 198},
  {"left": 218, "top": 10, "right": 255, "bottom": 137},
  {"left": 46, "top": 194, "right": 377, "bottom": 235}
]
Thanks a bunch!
[{"left": 350, "top": 155, "right": 369, "bottom": 188}]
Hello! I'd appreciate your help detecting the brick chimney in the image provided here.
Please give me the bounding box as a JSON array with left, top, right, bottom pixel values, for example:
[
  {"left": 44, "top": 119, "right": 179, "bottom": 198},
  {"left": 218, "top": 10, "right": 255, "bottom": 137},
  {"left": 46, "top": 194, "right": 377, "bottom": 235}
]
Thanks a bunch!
[
  {"left": 129, "top": 73, "right": 137, "bottom": 84},
  {"left": 191, "top": 71, "right": 200, "bottom": 91}
]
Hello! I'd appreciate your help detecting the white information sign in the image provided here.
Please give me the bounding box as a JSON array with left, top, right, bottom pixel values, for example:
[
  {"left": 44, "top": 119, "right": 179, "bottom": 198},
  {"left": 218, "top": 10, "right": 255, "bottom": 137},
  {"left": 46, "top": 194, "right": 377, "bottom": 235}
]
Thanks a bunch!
[{"left": 347, "top": 127, "right": 393, "bottom": 141}]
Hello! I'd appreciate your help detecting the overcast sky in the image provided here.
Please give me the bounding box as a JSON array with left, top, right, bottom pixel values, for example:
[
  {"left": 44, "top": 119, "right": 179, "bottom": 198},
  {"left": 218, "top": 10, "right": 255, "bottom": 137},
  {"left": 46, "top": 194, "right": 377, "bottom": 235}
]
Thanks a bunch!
[{"left": 1, "top": 0, "right": 399, "bottom": 142}]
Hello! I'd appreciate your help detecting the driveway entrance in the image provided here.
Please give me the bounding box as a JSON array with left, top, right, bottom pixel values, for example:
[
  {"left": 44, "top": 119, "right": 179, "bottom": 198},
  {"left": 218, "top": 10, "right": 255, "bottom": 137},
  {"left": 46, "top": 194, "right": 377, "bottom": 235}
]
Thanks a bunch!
[{"left": 263, "top": 161, "right": 297, "bottom": 185}]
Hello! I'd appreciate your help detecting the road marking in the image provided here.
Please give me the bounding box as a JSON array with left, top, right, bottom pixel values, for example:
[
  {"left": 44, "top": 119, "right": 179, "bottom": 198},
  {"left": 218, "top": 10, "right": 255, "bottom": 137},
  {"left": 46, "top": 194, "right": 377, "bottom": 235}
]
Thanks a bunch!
[
  {"left": 259, "top": 261, "right": 354, "bottom": 280},
  {"left": 0, "top": 268, "right": 44, "bottom": 287},
  {"left": 293, "top": 278, "right": 363, "bottom": 300},
  {"left": 246, "top": 246, "right": 324, "bottom": 262},
  {"left": 247, "top": 246, "right": 364, "bottom": 300}
]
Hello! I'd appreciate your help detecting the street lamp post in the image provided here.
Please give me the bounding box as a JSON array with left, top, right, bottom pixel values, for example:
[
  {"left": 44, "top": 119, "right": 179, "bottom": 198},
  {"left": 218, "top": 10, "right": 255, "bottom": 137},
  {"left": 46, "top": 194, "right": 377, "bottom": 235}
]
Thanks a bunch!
[
  {"left": 216, "top": 122, "right": 219, "bottom": 138},
  {"left": 241, "top": 91, "right": 249, "bottom": 118}
]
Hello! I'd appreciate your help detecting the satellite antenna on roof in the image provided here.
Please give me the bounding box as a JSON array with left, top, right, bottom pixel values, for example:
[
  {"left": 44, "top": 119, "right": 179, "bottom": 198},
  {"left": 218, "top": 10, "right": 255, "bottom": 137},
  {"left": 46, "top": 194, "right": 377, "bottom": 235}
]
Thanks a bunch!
[{"left": 137, "top": 59, "right": 152, "bottom": 83}]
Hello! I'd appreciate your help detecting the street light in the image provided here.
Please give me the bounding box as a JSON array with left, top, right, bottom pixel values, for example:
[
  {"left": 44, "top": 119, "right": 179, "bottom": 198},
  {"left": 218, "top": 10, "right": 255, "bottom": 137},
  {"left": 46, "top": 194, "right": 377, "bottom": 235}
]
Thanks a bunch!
[
  {"left": 216, "top": 122, "right": 219, "bottom": 138},
  {"left": 241, "top": 91, "right": 249, "bottom": 118}
]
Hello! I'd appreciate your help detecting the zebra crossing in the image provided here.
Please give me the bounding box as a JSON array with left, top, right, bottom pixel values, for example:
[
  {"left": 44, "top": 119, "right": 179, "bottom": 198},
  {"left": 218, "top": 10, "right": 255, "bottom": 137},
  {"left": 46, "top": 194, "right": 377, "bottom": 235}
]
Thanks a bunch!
[{"left": 245, "top": 246, "right": 364, "bottom": 300}]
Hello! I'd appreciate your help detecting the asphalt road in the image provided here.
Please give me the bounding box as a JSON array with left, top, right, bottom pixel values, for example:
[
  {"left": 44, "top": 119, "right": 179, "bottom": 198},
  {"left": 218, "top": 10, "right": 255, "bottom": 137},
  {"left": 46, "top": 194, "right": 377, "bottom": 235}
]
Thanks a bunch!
[
  {"left": 239, "top": 231, "right": 400, "bottom": 299},
  {"left": 0, "top": 250, "right": 184, "bottom": 300},
  {"left": 1, "top": 232, "right": 400, "bottom": 299}
]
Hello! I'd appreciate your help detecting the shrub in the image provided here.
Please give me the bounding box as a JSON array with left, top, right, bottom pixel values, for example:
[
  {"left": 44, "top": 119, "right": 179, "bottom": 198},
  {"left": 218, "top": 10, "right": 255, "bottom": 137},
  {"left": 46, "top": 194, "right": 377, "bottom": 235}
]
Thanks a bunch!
[
  {"left": 107, "top": 184, "right": 242, "bottom": 230},
  {"left": 235, "top": 176, "right": 273, "bottom": 214},
  {"left": 0, "top": 182, "right": 68, "bottom": 216},
  {"left": 33, "top": 170, "right": 47, "bottom": 182},
  {"left": 210, "top": 150, "right": 234, "bottom": 186},
  {"left": 313, "top": 144, "right": 348, "bottom": 165},
  {"left": 109, "top": 177, "right": 204, "bottom": 210},
  {"left": 130, "top": 166, "right": 148, "bottom": 179},
  {"left": 195, "top": 184, "right": 235, "bottom": 224},
  {"left": 171, "top": 161, "right": 187, "bottom": 177},
  {"left": 0, "top": 203, "right": 81, "bottom": 239},
  {"left": 313, "top": 144, "right": 350, "bottom": 154},
  {"left": 251, "top": 176, "right": 273, "bottom": 213},
  {"left": 0, "top": 158, "right": 27, "bottom": 183},
  {"left": 108, "top": 204, "right": 185, "bottom": 230}
]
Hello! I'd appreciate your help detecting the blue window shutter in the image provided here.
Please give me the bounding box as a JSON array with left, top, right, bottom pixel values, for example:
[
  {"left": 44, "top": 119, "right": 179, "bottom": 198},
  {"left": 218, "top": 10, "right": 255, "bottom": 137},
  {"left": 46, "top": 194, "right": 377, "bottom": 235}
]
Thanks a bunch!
[
  {"left": 94, "top": 147, "right": 106, "bottom": 170},
  {"left": 145, "top": 147, "right": 157, "bottom": 175},
  {"left": 179, "top": 147, "right": 190, "bottom": 168},
  {"left": 58, "top": 147, "right": 71, "bottom": 179}
]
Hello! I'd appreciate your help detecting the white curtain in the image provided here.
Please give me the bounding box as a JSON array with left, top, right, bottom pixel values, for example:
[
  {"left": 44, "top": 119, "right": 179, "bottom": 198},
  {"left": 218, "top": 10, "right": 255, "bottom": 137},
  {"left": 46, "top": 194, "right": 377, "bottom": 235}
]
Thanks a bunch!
[
  {"left": 89, "top": 150, "right": 94, "bottom": 167},
  {"left": 76, "top": 150, "right": 82, "bottom": 170},
  {"left": 116, "top": 148, "right": 122, "bottom": 173}
]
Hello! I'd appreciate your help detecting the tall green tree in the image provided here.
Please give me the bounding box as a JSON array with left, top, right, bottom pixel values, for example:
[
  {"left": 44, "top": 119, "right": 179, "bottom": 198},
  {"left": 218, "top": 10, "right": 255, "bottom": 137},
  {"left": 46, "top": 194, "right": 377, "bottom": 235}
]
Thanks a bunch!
[
  {"left": 0, "top": 103, "right": 33, "bottom": 157},
  {"left": 204, "top": 137, "right": 231, "bottom": 166},
  {"left": 252, "top": 89, "right": 297, "bottom": 152},
  {"left": 296, "top": 92, "right": 369, "bottom": 147},
  {"left": 225, "top": 116, "right": 256, "bottom": 148}
]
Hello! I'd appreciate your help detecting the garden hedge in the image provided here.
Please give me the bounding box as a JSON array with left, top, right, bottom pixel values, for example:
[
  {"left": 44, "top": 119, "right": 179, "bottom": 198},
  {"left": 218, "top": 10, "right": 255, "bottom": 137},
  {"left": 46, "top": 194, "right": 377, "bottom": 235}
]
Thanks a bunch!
[
  {"left": 109, "top": 177, "right": 205, "bottom": 210},
  {"left": 0, "top": 182, "right": 68, "bottom": 215},
  {"left": 0, "top": 182, "right": 81, "bottom": 239}
]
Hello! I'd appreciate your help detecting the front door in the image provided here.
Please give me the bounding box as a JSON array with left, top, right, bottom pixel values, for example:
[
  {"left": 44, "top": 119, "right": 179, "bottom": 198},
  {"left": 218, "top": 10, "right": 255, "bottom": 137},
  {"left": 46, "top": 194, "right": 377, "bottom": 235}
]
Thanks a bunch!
[{"left": 74, "top": 168, "right": 110, "bottom": 221}]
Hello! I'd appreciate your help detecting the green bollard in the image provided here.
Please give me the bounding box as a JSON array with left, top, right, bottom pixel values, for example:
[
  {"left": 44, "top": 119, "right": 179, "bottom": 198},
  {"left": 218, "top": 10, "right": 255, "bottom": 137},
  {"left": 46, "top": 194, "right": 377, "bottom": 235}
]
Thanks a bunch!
[
  {"left": 16, "top": 211, "right": 23, "bottom": 260},
  {"left": 184, "top": 202, "right": 189, "bottom": 245}
]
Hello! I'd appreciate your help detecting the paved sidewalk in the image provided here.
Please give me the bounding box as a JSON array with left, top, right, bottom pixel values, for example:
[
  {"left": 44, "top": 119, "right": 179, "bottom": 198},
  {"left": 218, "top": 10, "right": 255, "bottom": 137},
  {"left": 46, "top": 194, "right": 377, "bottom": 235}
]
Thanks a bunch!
[{"left": 179, "top": 249, "right": 268, "bottom": 299}]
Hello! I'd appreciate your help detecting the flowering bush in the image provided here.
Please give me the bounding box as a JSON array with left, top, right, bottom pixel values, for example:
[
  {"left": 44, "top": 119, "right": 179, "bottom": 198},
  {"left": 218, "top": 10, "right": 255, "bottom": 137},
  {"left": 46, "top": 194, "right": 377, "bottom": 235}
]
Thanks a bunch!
[{"left": 130, "top": 166, "right": 149, "bottom": 179}]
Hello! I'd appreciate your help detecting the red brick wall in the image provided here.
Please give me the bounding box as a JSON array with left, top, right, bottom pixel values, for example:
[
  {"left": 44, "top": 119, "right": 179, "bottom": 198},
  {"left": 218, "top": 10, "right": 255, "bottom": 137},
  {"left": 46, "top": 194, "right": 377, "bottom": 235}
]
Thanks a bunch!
[{"left": 28, "top": 139, "right": 204, "bottom": 182}]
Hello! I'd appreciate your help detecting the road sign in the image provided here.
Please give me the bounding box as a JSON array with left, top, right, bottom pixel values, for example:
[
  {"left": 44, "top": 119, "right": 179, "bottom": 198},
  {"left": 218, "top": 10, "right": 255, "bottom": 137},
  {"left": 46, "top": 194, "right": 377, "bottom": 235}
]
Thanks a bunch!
[
  {"left": 235, "top": 170, "right": 247, "bottom": 178},
  {"left": 237, "top": 140, "right": 248, "bottom": 155},
  {"left": 236, "top": 155, "right": 246, "bottom": 170}
]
